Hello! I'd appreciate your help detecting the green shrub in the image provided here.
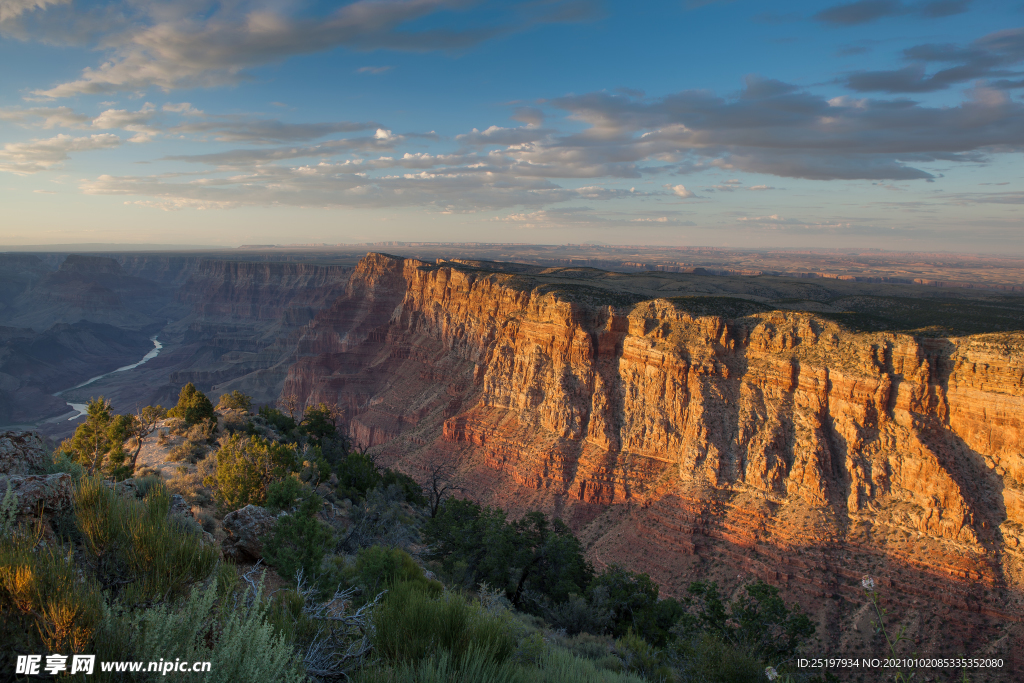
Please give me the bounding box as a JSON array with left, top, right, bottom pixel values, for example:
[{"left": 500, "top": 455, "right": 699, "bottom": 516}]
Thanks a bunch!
[
  {"left": 678, "top": 580, "right": 814, "bottom": 663},
  {"left": 74, "top": 476, "right": 218, "bottom": 605},
  {"left": 167, "top": 383, "right": 216, "bottom": 426},
  {"left": 668, "top": 633, "right": 769, "bottom": 683},
  {"left": 354, "top": 546, "right": 440, "bottom": 596},
  {"left": 218, "top": 390, "right": 253, "bottom": 413},
  {"left": 356, "top": 645, "right": 524, "bottom": 683},
  {"left": 336, "top": 451, "right": 382, "bottom": 502},
  {"left": 97, "top": 580, "right": 305, "bottom": 682},
  {"left": 615, "top": 629, "right": 672, "bottom": 682},
  {"left": 262, "top": 494, "right": 336, "bottom": 589},
  {"left": 0, "top": 529, "right": 104, "bottom": 654},
  {"left": 259, "top": 406, "right": 297, "bottom": 435},
  {"left": 266, "top": 475, "right": 307, "bottom": 512},
  {"left": 210, "top": 434, "right": 297, "bottom": 512},
  {"left": 380, "top": 469, "right": 427, "bottom": 506},
  {"left": 525, "top": 644, "right": 650, "bottom": 683},
  {"left": 371, "top": 582, "right": 518, "bottom": 667}
]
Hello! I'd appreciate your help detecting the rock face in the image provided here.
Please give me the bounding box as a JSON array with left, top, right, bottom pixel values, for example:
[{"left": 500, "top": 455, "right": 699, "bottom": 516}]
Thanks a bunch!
[
  {"left": 0, "top": 473, "right": 73, "bottom": 514},
  {"left": 285, "top": 253, "right": 1024, "bottom": 665},
  {"left": 221, "top": 504, "right": 276, "bottom": 561},
  {"left": 0, "top": 431, "right": 48, "bottom": 475}
]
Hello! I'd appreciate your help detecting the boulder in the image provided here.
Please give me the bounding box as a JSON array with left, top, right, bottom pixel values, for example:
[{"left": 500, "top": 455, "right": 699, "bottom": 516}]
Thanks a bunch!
[
  {"left": 0, "top": 473, "right": 73, "bottom": 514},
  {"left": 0, "top": 431, "right": 48, "bottom": 476},
  {"left": 221, "top": 504, "right": 276, "bottom": 561}
]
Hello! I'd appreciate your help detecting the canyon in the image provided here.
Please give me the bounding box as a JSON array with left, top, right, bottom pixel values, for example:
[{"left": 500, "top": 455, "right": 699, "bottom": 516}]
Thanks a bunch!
[
  {"left": 284, "top": 253, "right": 1024, "bottom": 670},
  {"left": 2, "top": 247, "right": 1023, "bottom": 672}
]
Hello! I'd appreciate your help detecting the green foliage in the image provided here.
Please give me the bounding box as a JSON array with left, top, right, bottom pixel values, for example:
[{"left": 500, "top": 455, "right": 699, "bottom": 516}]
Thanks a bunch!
[
  {"left": 62, "top": 398, "right": 131, "bottom": 478},
  {"left": 218, "top": 390, "right": 253, "bottom": 413},
  {"left": 97, "top": 580, "right": 305, "bottom": 682},
  {"left": 262, "top": 494, "right": 336, "bottom": 589},
  {"left": 678, "top": 580, "right": 815, "bottom": 664},
  {"left": 425, "top": 500, "right": 593, "bottom": 612},
  {"left": 615, "top": 629, "right": 673, "bottom": 682},
  {"left": 354, "top": 546, "right": 441, "bottom": 596},
  {"left": 210, "top": 433, "right": 297, "bottom": 512},
  {"left": 299, "top": 403, "right": 338, "bottom": 446},
  {"left": 167, "top": 382, "right": 216, "bottom": 426},
  {"left": 74, "top": 476, "right": 218, "bottom": 605},
  {"left": 380, "top": 469, "right": 427, "bottom": 507},
  {"left": 669, "top": 633, "right": 772, "bottom": 683},
  {"left": 0, "top": 529, "right": 105, "bottom": 654},
  {"left": 336, "top": 450, "right": 382, "bottom": 501},
  {"left": 259, "top": 405, "right": 297, "bottom": 434},
  {"left": 356, "top": 645, "right": 524, "bottom": 683},
  {"left": 266, "top": 475, "right": 307, "bottom": 512},
  {"left": 371, "top": 581, "right": 518, "bottom": 667},
  {"left": 46, "top": 448, "right": 86, "bottom": 480}
]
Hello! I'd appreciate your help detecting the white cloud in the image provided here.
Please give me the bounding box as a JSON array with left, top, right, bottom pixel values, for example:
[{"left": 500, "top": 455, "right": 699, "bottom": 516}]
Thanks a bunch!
[
  {"left": 0, "top": 106, "right": 89, "bottom": 128},
  {"left": 0, "top": 133, "right": 120, "bottom": 174},
  {"left": 30, "top": 0, "right": 598, "bottom": 97},
  {"left": 671, "top": 184, "right": 695, "bottom": 198},
  {"left": 357, "top": 66, "right": 393, "bottom": 74},
  {"left": 747, "top": 184, "right": 774, "bottom": 190},
  {"left": 0, "top": 0, "right": 67, "bottom": 22}
]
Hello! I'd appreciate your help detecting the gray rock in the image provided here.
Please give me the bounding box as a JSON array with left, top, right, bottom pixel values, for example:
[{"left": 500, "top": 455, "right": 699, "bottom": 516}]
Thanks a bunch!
[
  {"left": 0, "top": 431, "right": 48, "bottom": 476},
  {"left": 221, "top": 504, "right": 276, "bottom": 561},
  {"left": 0, "top": 473, "right": 73, "bottom": 514}
]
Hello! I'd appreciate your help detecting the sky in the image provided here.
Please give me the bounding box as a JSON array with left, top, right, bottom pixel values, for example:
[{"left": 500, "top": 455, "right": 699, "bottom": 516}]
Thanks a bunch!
[{"left": 1, "top": 0, "right": 1023, "bottom": 252}]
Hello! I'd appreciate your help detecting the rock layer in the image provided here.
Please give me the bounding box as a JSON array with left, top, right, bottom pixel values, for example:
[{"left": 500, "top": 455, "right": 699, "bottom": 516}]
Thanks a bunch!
[{"left": 288, "top": 254, "right": 1024, "bottom": 665}]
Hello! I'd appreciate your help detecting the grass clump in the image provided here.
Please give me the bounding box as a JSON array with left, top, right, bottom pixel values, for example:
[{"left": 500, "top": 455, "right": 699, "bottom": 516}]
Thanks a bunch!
[{"left": 74, "top": 476, "right": 218, "bottom": 605}]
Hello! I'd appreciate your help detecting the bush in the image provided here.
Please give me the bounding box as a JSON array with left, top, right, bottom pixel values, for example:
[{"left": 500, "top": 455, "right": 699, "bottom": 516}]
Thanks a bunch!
[
  {"left": 266, "top": 475, "right": 307, "bottom": 512},
  {"left": 678, "top": 580, "right": 814, "bottom": 663},
  {"left": 371, "top": 582, "right": 518, "bottom": 667},
  {"left": 74, "top": 476, "right": 218, "bottom": 605},
  {"left": 354, "top": 546, "right": 440, "bottom": 596},
  {"left": 356, "top": 645, "right": 524, "bottom": 683},
  {"left": 336, "top": 451, "right": 382, "bottom": 502},
  {"left": 167, "top": 383, "right": 216, "bottom": 426},
  {"left": 0, "top": 529, "right": 105, "bottom": 654},
  {"left": 218, "top": 390, "right": 253, "bottom": 413},
  {"left": 259, "top": 406, "right": 297, "bottom": 435},
  {"left": 262, "top": 494, "right": 336, "bottom": 591},
  {"left": 209, "top": 434, "right": 297, "bottom": 512},
  {"left": 341, "top": 485, "right": 420, "bottom": 552},
  {"left": 170, "top": 439, "right": 207, "bottom": 463},
  {"left": 97, "top": 580, "right": 305, "bottom": 682},
  {"left": 668, "top": 633, "right": 770, "bottom": 683}
]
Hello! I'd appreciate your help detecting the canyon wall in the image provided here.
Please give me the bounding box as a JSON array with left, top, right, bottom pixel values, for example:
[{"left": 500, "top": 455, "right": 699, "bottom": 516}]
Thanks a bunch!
[{"left": 286, "top": 253, "right": 1024, "bottom": 663}]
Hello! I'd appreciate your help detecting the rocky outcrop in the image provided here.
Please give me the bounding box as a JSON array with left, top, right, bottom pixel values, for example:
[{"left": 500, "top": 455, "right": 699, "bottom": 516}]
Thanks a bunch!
[
  {"left": 221, "top": 504, "right": 277, "bottom": 561},
  {"left": 0, "top": 431, "right": 48, "bottom": 475},
  {"left": 0, "top": 473, "right": 73, "bottom": 514},
  {"left": 284, "top": 254, "right": 1024, "bottom": 665}
]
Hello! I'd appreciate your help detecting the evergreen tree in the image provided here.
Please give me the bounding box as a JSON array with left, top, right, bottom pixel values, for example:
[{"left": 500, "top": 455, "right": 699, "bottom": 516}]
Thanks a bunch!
[{"left": 167, "top": 383, "right": 215, "bottom": 426}]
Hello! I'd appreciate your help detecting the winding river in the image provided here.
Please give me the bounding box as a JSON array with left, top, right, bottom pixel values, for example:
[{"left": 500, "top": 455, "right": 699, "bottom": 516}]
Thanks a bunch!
[{"left": 55, "top": 336, "right": 164, "bottom": 421}]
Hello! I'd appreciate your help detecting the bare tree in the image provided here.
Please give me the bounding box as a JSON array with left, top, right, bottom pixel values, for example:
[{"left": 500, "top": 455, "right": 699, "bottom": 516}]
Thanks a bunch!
[
  {"left": 424, "top": 456, "right": 464, "bottom": 518},
  {"left": 279, "top": 393, "right": 300, "bottom": 422},
  {"left": 127, "top": 405, "right": 166, "bottom": 472}
]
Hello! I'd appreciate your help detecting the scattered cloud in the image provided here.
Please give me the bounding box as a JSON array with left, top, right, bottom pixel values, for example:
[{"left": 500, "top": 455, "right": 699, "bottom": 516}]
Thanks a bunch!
[
  {"left": 0, "top": 133, "right": 120, "bottom": 174},
  {"left": 28, "top": 0, "right": 601, "bottom": 98},
  {"left": 748, "top": 184, "right": 774, "bottom": 190},
  {"left": 0, "top": 106, "right": 90, "bottom": 128},
  {"left": 670, "top": 184, "right": 696, "bottom": 198},
  {"left": 814, "top": 0, "right": 971, "bottom": 26},
  {"left": 0, "top": 0, "right": 68, "bottom": 23},
  {"left": 357, "top": 66, "right": 393, "bottom": 75},
  {"left": 843, "top": 27, "right": 1024, "bottom": 93}
]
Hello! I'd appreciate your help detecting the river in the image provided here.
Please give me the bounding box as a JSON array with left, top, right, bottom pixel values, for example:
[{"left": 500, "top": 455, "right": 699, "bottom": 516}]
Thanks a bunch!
[{"left": 56, "top": 336, "right": 164, "bottom": 421}]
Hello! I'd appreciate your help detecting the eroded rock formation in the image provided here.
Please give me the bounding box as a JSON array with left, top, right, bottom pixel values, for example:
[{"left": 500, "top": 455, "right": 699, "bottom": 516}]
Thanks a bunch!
[{"left": 284, "top": 253, "right": 1024, "bottom": 664}]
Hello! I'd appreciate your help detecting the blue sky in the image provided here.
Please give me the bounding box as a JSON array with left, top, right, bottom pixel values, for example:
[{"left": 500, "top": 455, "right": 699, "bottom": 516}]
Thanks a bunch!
[{"left": 1, "top": 0, "right": 1023, "bottom": 251}]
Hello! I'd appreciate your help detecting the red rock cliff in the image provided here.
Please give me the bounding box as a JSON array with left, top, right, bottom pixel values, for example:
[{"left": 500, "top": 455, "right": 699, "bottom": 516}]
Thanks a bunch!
[{"left": 285, "top": 253, "right": 1024, "bottom": 664}]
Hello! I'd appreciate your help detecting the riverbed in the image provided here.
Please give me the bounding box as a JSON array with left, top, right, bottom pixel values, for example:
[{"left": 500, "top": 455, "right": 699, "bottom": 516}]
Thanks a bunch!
[{"left": 56, "top": 336, "right": 164, "bottom": 421}]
